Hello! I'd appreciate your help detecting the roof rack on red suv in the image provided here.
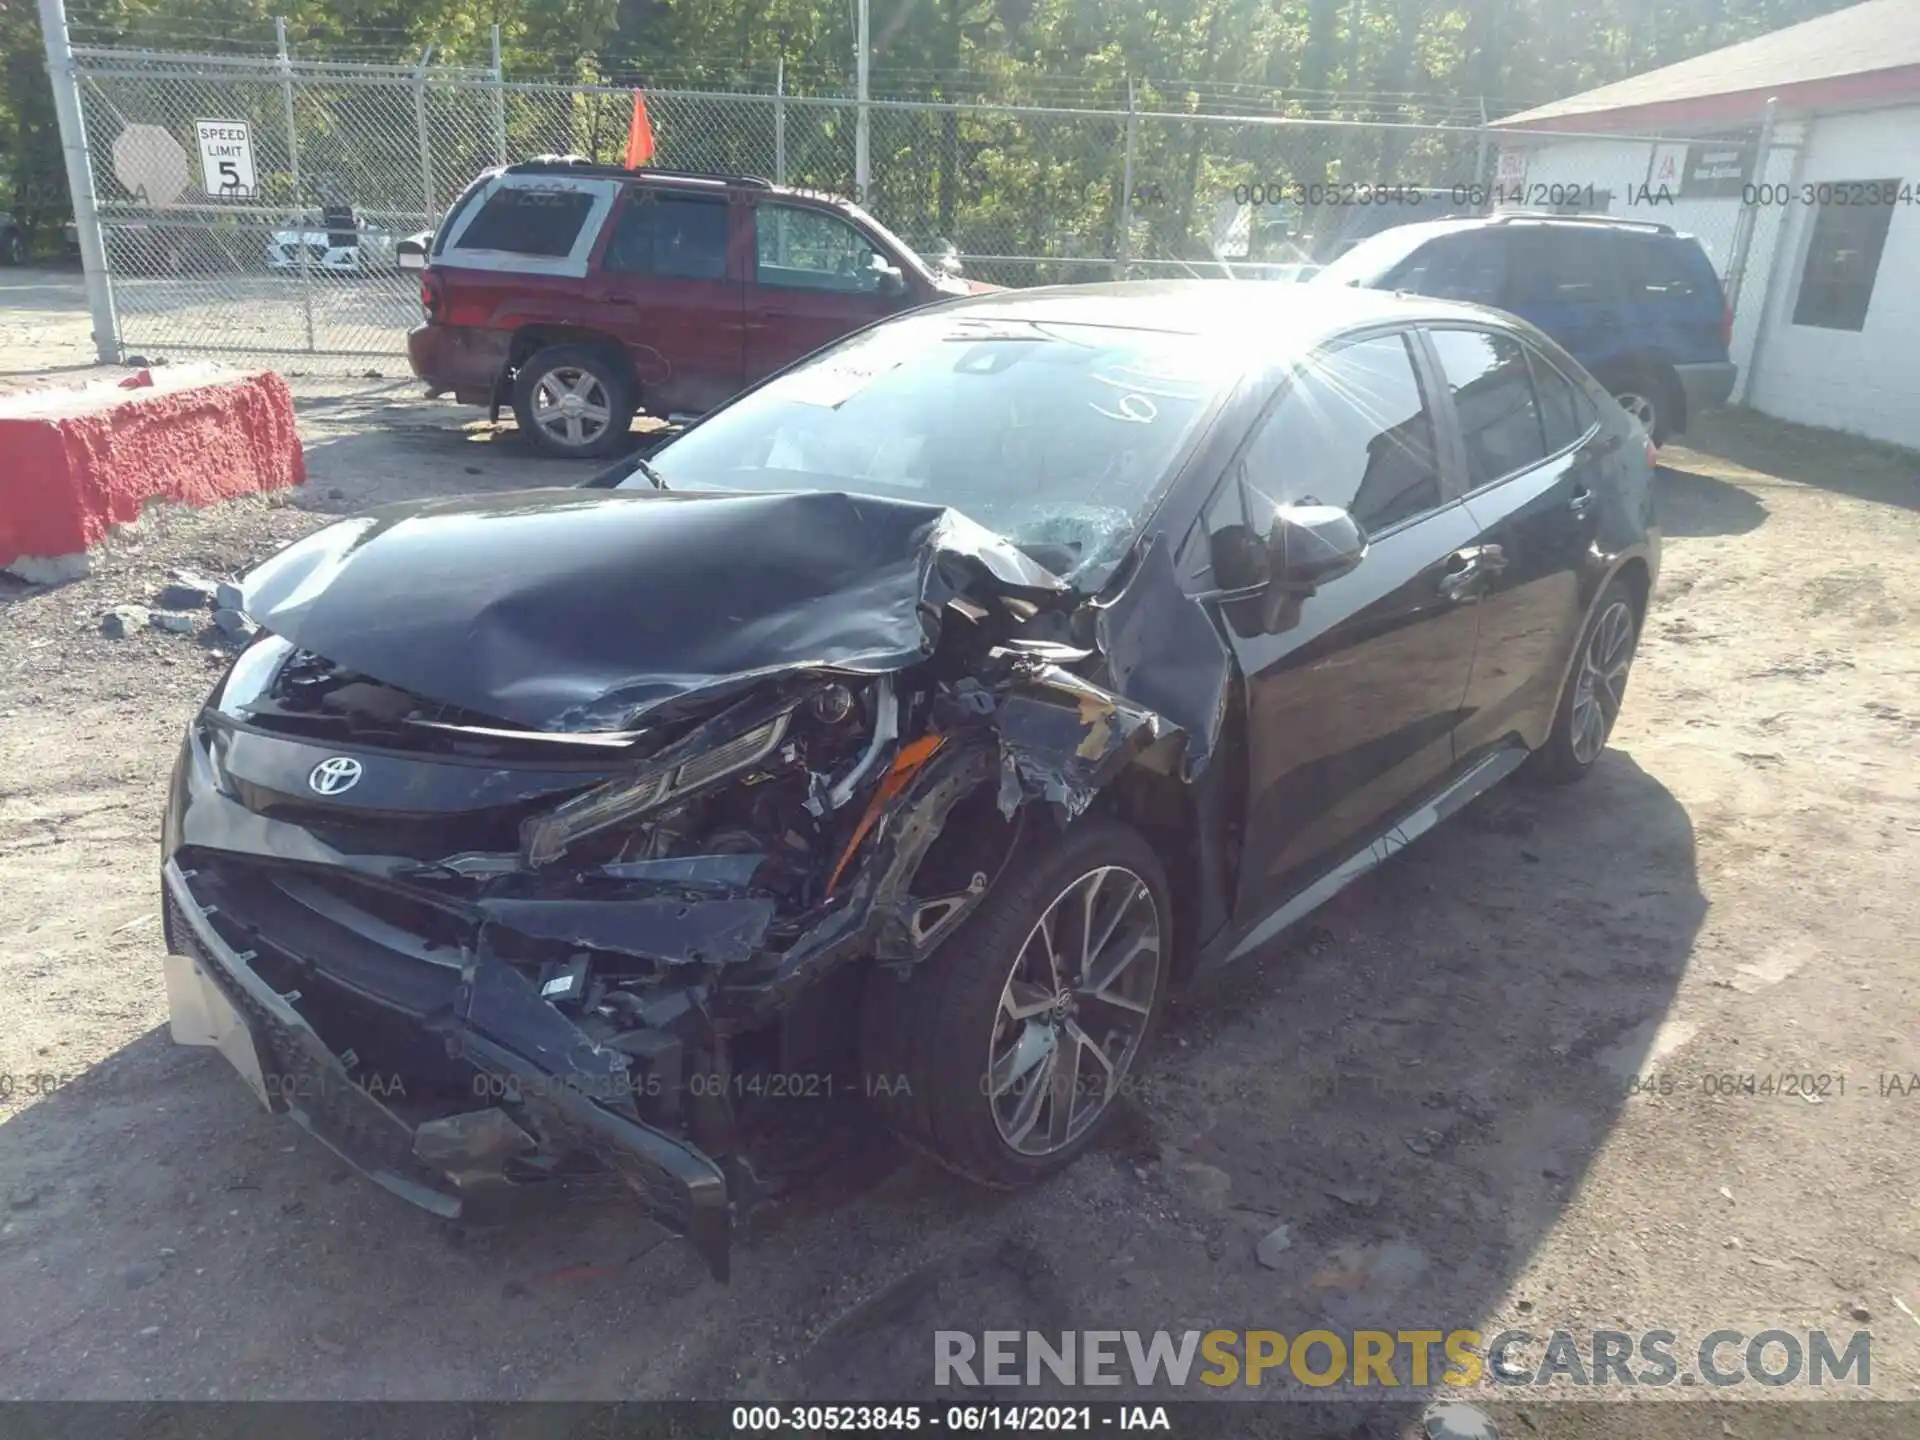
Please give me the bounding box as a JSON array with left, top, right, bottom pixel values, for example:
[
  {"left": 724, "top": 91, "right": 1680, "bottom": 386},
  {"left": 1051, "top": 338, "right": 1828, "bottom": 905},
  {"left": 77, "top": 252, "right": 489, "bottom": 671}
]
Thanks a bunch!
[{"left": 502, "top": 156, "right": 777, "bottom": 190}]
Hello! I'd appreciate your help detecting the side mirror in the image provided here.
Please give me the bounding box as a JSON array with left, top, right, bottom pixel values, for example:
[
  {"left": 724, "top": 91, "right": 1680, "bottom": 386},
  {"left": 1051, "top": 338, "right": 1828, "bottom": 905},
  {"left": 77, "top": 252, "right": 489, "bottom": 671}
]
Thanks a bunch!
[
  {"left": 1207, "top": 503, "right": 1366, "bottom": 636},
  {"left": 1267, "top": 503, "right": 1367, "bottom": 594}
]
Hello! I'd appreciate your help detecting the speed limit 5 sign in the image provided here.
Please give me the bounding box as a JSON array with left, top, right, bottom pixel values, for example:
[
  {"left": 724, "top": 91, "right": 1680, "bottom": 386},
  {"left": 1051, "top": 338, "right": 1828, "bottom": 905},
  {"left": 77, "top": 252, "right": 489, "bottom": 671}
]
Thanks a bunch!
[{"left": 194, "top": 119, "right": 256, "bottom": 197}]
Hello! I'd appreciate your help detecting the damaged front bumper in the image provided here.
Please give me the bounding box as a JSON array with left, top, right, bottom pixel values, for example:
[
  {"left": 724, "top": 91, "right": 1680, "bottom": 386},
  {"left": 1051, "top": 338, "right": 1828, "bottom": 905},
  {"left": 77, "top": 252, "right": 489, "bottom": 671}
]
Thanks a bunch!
[{"left": 161, "top": 856, "right": 733, "bottom": 1275}]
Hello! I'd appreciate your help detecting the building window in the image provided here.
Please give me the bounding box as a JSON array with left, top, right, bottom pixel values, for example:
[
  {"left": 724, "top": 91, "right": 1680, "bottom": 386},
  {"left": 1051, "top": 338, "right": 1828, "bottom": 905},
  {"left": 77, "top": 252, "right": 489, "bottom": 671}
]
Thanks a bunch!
[{"left": 1792, "top": 180, "right": 1899, "bottom": 332}]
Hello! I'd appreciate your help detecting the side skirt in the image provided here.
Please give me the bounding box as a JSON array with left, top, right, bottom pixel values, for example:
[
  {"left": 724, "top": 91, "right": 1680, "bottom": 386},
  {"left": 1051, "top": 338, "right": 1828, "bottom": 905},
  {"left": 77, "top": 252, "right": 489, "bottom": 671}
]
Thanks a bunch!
[{"left": 1199, "top": 744, "right": 1530, "bottom": 970}]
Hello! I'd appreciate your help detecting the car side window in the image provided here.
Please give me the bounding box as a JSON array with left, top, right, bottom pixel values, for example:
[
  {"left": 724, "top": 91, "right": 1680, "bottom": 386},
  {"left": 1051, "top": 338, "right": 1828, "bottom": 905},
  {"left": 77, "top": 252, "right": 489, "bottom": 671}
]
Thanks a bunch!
[
  {"left": 1235, "top": 332, "right": 1445, "bottom": 537},
  {"left": 1526, "top": 347, "right": 1593, "bottom": 453},
  {"left": 1621, "top": 237, "right": 1711, "bottom": 305},
  {"left": 756, "top": 204, "right": 885, "bottom": 294},
  {"left": 602, "top": 190, "right": 729, "bottom": 280},
  {"left": 1428, "top": 328, "right": 1550, "bottom": 488},
  {"left": 453, "top": 186, "right": 595, "bottom": 257},
  {"left": 1393, "top": 233, "right": 1508, "bottom": 303},
  {"left": 1505, "top": 229, "right": 1625, "bottom": 307}
]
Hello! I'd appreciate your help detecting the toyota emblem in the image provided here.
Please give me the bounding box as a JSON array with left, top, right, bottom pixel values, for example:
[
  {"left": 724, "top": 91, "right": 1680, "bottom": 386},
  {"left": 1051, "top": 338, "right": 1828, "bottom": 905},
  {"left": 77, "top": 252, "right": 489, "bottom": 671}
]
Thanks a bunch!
[{"left": 308, "top": 756, "right": 364, "bottom": 796}]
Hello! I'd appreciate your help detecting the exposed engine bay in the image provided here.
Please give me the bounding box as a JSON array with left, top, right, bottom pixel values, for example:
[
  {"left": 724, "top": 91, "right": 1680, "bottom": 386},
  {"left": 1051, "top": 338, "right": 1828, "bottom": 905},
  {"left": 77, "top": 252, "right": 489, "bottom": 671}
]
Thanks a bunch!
[{"left": 160, "top": 487, "right": 1232, "bottom": 1277}]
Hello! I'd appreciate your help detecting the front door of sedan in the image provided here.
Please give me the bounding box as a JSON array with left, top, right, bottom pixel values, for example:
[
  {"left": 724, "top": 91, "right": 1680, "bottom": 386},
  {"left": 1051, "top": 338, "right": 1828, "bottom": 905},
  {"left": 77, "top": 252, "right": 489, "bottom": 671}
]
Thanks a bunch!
[
  {"left": 1194, "top": 329, "right": 1485, "bottom": 918},
  {"left": 745, "top": 201, "right": 904, "bottom": 383},
  {"left": 1421, "top": 327, "right": 1600, "bottom": 760}
]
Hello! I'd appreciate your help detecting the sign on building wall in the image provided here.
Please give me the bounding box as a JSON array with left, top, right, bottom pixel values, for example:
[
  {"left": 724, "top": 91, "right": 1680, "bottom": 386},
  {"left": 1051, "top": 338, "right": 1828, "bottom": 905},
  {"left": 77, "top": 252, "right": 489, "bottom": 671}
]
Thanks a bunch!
[
  {"left": 194, "top": 120, "right": 257, "bottom": 198},
  {"left": 1683, "top": 137, "right": 1759, "bottom": 197}
]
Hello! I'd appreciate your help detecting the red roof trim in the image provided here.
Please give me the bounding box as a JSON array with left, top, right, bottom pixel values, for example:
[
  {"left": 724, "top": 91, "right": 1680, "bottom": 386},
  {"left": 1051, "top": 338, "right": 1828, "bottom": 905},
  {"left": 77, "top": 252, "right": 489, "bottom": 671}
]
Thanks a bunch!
[{"left": 1494, "top": 62, "right": 1920, "bottom": 132}]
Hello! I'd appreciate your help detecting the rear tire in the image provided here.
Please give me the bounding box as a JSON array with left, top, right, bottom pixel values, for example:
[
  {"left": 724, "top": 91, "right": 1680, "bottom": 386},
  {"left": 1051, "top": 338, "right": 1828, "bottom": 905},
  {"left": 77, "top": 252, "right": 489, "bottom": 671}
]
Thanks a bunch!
[
  {"left": 1607, "top": 365, "right": 1679, "bottom": 445},
  {"left": 511, "top": 344, "right": 635, "bottom": 459},
  {"left": 2, "top": 230, "right": 24, "bottom": 266},
  {"left": 861, "top": 814, "right": 1171, "bottom": 1188},
  {"left": 1524, "top": 577, "right": 1641, "bottom": 785}
]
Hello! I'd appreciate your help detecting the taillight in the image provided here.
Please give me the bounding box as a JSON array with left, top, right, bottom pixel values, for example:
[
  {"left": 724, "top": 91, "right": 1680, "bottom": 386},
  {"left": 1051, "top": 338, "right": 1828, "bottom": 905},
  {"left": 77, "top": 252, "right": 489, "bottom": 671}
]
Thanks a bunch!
[
  {"left": 421, "top": 270, "right": 444, "bottom": 324},
  {"left": 1720, "top": 302, "right": 1733, "bottom": 352}
]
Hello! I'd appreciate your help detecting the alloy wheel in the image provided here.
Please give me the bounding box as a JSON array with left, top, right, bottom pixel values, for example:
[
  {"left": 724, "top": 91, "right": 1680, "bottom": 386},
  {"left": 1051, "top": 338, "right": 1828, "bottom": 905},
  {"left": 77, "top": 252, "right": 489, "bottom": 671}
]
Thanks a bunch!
[
  {"left": 987, "top": 864, "right": 1162, "bottom": 1156},
  {"left": 531, "top": 366, "right": 614, "bottom": 450},
  {"left": 1614, "top": 389, "right": 1658, "bottom": 436},
  {"left": 1570, "top": 599, "right": 1637, "bottom": 765}
]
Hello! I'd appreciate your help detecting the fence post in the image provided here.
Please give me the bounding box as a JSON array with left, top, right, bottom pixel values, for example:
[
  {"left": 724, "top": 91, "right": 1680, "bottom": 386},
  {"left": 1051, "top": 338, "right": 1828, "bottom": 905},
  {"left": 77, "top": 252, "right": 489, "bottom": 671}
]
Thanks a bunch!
[
  {"left": 774, "top": 59, "right": 787, "bottom": 185},
  {"left": 412, "top": 46, "right": 438, "bottom": 225},
  {"left": 276, "top": 17, "right": 315, "bottom": 354},
  {"left": 1723, "top": 95, "right": 1778, "bottom": 314},
  {"left": 490, "top": 25, "right": 507, "bottom": 166},
  {"left": 1474, "top": 96, "right": 1490, "bottom": 190},
  {"left": 36, "top": 0, "right": 119, "bottom": 363},
  {"left": 854, "top": 0, "right": 871, "bottom": 204},
  {"left": 1117, "top": 77, "right": 1138, "bottom": 278}
]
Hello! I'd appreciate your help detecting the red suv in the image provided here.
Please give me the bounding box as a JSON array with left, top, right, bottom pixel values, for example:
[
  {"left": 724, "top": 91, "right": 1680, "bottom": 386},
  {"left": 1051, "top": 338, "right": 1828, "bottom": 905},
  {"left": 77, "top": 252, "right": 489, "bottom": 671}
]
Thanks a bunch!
[{"left": 407, "top": 160, "right": 981, "bottom": 457}]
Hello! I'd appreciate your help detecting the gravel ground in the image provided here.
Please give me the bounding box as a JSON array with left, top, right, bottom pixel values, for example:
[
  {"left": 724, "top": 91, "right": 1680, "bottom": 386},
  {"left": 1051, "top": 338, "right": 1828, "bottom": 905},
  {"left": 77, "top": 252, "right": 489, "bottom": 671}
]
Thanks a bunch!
[{"left": 1, "top": 270, "right": 1917, "bottom": 1432}]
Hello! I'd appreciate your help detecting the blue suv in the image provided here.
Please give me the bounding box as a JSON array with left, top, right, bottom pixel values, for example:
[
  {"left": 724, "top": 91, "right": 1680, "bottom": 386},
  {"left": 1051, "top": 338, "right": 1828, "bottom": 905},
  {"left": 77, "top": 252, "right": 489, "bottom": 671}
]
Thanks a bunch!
[{"left": 1315, "top": 213, "right": 1736, "bottom": 444}]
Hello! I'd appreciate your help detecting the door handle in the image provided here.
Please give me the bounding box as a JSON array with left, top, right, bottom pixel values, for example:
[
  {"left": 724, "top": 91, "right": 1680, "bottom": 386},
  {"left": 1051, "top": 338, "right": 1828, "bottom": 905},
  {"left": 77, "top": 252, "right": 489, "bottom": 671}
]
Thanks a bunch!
[
  {"left": 1437, "top": 544, "right": 1506, "bottom": 601},
  {"left": 1569, "top": 486, "right": 1597, "bottom": 519}
]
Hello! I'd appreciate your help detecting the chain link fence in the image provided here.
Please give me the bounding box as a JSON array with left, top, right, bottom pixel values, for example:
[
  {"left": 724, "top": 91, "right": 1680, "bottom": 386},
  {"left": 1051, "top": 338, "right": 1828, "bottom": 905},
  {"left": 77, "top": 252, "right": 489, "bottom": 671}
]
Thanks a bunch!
[{"left": 66, "top": 43, "right": 1783, "bottom": 369}]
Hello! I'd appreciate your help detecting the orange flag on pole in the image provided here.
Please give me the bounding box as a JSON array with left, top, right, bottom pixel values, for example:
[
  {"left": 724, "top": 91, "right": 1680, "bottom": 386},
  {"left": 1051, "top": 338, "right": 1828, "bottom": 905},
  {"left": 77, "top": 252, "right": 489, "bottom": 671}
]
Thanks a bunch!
[{"left": 624, "top": 89, "right": 656, "bottom": 168}]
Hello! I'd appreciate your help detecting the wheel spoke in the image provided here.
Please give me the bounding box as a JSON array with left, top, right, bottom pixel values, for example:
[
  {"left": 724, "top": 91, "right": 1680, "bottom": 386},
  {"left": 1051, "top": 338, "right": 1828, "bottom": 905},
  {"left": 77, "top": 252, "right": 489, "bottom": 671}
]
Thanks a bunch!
[
  {"left": 1035, "top": 909, "right": 1065, "bottom": 993},
  {"left": 1002, "top": 1045, "right": 1055, "bottom": 1147},
  {"left": 989, "top": 1020, "right": 1055, "bottom": 1098},
  {"left": 1082, "top": 872, "right": 1144, "bottom": 979},
  {"left": 563, "top": 415, "right": 583, "bottom": 445},
  {"left": 1046, "top": 1027, "right": 1083, "bottom": 1147},
  {"left": 579, "top": 402, "right": 610, "bottom": 425},
  {"left": 1001, "top": 978, "right": 1056, "bottom": 1023},
  {"left": 1081, "top": 927, "right": 1156, "bottom": 1006},
  {"left": 1064, "top": 1018, "right": 1116, "bottom": 1104}
]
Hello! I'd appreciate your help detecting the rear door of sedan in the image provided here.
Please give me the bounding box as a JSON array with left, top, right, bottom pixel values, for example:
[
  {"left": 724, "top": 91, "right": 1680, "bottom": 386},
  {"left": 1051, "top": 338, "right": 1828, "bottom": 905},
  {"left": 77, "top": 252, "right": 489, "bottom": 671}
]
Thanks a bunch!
[{"left": 1420, "top": 324, "right": 1606, "bottom": 760}]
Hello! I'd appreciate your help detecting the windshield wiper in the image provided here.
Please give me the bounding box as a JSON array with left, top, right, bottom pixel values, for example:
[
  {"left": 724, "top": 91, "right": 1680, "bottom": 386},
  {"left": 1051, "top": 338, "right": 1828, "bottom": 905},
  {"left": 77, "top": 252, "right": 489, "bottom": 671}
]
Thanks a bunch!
[{"left": 630, "top": 454, "right": 669, "bottom": 490}]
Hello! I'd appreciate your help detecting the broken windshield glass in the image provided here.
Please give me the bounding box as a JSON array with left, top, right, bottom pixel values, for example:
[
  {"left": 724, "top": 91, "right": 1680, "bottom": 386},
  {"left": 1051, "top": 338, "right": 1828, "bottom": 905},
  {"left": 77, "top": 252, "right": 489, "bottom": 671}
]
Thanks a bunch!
[{"left": 627, "top": 315, "right": 1238, "bottom": 580}]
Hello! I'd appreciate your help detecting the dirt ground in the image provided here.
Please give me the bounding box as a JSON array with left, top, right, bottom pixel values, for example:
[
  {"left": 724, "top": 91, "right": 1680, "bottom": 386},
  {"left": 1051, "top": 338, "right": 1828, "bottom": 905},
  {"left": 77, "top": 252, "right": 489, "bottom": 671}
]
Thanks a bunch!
[{"left": 2, "top": 268, "right": 1917, "bottom": 1428}]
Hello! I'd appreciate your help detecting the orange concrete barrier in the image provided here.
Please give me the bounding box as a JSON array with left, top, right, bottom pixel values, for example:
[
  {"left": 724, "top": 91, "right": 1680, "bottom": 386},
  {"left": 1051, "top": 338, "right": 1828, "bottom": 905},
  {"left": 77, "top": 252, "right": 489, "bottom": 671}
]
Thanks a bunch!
[{"left": 0, "top": 365, "right": 305, "bottom": 574}]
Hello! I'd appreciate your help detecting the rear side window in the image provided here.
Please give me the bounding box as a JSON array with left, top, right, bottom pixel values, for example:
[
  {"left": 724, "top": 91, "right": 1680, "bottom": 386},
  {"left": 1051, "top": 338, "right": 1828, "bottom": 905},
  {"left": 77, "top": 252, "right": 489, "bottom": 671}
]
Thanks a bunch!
[
  {"left": 1392, "top": 233, "right": 1508, "bottom": 304},
  {"left": 453, "top": 187, "right": 595, "bottom": 257},
  {"left": 1527, "top": 348, "right": 1595, "bottom": 452},
  {"left": 1505, "top": 229, "right": 1625, "bottom": 307},
  {"left": 1428, "top": 328, "right": 1549, "bottom": 487},
  {"left": 1622, "top": 238, "right": 1717, "bottom": 305},
  {"left": 603, "top": 191, "right": 729, "bottom": 280},
  {"left": 1236, "top": 331, "right": 1444, "bottom": 535}
]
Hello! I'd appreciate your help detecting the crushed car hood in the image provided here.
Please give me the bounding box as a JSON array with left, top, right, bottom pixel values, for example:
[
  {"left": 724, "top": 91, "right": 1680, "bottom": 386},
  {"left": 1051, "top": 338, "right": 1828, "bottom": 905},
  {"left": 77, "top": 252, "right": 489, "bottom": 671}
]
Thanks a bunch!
[{"left": 240, "top": 488, "right": 1071, "bottom": 732}]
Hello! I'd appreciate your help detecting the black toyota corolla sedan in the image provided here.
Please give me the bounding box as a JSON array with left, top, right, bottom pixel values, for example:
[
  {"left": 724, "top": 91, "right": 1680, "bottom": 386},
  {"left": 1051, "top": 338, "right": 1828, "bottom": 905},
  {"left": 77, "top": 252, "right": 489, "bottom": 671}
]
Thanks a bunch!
[{"left": 161, "top": 283, "right": 1656, "bottom": 1277}]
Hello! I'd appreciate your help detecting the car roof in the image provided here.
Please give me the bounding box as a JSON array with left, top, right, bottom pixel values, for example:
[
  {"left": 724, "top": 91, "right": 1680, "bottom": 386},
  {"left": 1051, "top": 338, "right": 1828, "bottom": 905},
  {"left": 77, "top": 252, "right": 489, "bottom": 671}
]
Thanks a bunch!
[{"left": 924, "top": 279, "right": 1518, "bottom": 346}]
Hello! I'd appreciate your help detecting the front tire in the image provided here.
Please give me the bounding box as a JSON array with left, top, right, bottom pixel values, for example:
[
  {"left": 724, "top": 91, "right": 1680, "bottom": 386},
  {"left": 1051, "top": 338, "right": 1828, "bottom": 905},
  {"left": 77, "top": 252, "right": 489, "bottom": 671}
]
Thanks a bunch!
[
  {"left": 861, "top": 814, "right": 1171, "bottom": 1188},
  {"left": 511, "top": 344, "right": 635, "bottom": 458},
  {"left": 1525, "top": 577, "right": 1640, "bottom": 784}
]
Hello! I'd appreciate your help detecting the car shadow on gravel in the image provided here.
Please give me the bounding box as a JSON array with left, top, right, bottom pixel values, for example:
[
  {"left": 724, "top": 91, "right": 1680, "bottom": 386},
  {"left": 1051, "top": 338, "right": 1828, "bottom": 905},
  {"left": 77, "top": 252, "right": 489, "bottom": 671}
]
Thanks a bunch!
[
  {"left": 1654, "top": 463, "right": 1768, "bottom": 538},
  {"left": 1683, "top": 407, "right": 1920, "bottom": 514},
  {"left": 0, "top": 753, "right": 1702, "bottom": 1406}
]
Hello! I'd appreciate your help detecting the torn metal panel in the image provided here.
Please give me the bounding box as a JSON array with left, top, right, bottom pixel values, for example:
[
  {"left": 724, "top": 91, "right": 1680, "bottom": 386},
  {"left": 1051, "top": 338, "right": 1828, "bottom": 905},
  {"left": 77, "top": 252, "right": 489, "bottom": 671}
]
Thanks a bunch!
[
  {"left": 238, "top": 488, "right": 1071, "bottom": 733},
  {"left": 984, "top": 663, "right": 1181, "bottom": 819},
  {"left": 1093, "top": 533, "right": 1234, "bottom": 775}
]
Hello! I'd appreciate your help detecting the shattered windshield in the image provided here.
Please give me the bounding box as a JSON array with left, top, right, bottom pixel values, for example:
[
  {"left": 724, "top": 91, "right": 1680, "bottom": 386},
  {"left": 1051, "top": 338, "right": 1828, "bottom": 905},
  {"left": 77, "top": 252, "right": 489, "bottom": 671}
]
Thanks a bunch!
[{"left": 627, "top": 314, "right": 1238, "bottom": 579}]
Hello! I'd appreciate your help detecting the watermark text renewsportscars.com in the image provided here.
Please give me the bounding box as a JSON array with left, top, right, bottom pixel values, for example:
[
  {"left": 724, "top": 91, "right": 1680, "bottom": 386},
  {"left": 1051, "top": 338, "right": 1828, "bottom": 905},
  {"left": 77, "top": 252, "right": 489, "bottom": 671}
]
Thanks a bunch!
[{"left": 934, "top": 1328, "right": 1871, "bottom": 1389}]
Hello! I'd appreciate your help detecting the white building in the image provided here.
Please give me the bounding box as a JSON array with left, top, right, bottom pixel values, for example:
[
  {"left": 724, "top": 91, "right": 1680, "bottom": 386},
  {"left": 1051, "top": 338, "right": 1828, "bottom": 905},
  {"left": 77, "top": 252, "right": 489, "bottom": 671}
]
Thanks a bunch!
[{"left": 1491, "top": 0, "right": 1920, "bottom": 450}]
